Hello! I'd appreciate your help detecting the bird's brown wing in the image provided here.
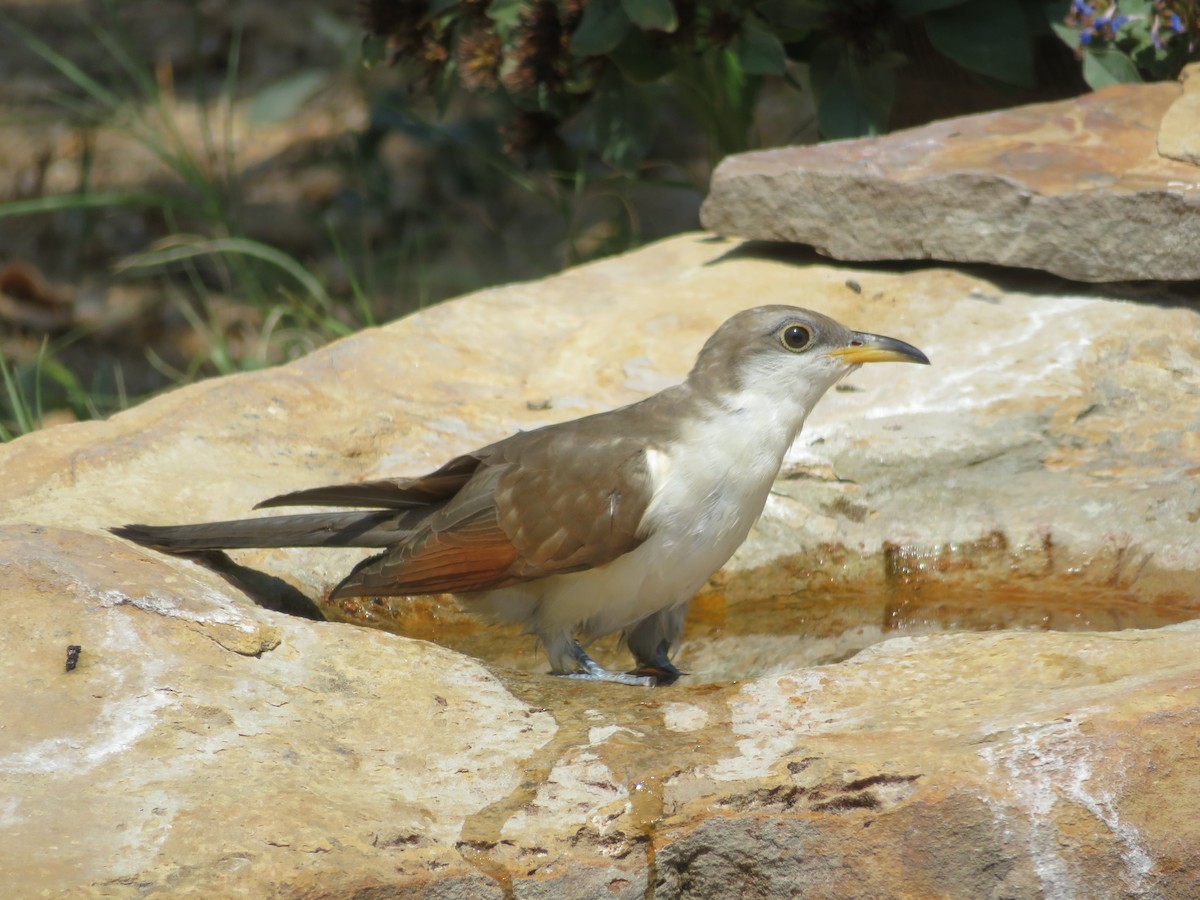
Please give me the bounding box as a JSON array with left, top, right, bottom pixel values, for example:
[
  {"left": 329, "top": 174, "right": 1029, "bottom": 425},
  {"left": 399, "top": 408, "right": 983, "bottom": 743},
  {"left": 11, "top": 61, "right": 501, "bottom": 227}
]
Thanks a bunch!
[
  {"left": 255, "top": 454, "right": 481, "bottom": 510},
  {"left": 330, "top": 426, "right": 655, "bottom": 598}
]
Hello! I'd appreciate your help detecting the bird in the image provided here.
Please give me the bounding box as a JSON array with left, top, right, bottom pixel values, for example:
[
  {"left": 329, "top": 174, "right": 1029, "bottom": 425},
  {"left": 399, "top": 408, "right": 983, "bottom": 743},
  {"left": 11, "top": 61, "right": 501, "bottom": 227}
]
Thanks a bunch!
[{"left": 113, "top": 306, "right": 929, "bottom": 686}]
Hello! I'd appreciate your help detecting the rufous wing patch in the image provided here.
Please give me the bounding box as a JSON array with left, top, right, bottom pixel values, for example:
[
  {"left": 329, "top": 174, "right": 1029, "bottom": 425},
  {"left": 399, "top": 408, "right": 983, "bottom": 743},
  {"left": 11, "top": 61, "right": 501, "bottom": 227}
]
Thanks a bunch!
[{"left": 331, "top": 509, "right": 520, "bottom": 597}]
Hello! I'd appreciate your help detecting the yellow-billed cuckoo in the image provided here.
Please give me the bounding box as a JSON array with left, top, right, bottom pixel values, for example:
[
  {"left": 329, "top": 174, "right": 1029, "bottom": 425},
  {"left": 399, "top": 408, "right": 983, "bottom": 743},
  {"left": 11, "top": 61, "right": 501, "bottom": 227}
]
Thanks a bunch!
[{"left": 113, "top": 306, "right": 928, "bottom": 686}]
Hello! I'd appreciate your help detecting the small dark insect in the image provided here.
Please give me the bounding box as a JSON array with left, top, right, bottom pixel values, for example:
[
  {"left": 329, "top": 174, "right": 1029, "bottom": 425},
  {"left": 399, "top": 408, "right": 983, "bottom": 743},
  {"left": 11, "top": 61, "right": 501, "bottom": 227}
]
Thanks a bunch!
[
  {"left": 845, "top": 279, "right": 862, "bottom": 294},
  {"left": 65, "top": 644, "right": 82, "bottom": 672}
]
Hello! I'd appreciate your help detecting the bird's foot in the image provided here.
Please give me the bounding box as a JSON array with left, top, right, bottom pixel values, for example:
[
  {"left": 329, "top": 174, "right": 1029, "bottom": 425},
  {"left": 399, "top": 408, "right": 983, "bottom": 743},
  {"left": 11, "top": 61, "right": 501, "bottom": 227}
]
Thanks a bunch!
[
  {"left": 558, "top": 642, "right": 656, "bottom": 687},
  {"left": 630, "top": 640, "right": 684, "bottom": 686},
  {"left": 629, "top": 660, "right": 682, "bottom": 686}
]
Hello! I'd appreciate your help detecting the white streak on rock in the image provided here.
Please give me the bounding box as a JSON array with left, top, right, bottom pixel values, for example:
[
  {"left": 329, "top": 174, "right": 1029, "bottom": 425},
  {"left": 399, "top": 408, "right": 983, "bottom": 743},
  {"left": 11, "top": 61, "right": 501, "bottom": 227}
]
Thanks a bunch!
[{"left": 979, "top": 717, "right": 1153, "bottom": 899}]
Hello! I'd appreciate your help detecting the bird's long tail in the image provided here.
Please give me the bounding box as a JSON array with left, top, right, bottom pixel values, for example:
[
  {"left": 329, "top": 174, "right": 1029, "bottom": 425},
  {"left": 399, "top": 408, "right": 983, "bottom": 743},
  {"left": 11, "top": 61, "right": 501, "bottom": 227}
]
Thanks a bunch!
[{"left": 111, "top": 510, "right": 406, "bottom": 553}]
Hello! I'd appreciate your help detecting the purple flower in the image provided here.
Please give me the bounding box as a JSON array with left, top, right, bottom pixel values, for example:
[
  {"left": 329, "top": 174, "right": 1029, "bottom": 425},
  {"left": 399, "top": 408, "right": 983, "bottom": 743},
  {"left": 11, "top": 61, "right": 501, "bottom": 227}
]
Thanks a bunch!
[
  {"left": 1111, "top": 14, "right": 1129, "bottom": 29},
  {"left": 1080, "top": 30, "right": 1093, "bottom": 44},
  {"left": 1170, "top": 13, "right": 1184, "bottom": 33},
  {"left": 1071, "top": 0, "right": 1094, "bottom": 13}
]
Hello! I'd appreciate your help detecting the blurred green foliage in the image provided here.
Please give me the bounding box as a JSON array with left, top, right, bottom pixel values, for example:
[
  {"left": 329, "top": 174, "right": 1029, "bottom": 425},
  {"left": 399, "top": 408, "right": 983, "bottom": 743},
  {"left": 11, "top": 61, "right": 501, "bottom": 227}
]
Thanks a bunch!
[
  {"left": 361, "top": 0, "right": 1199, "bottom": 157},
  {"left": 1, "top": 0, "right": 1196, "bottom": 439},
  {"left": 0, "top": 4, "right": 368, "bottom": 438}
]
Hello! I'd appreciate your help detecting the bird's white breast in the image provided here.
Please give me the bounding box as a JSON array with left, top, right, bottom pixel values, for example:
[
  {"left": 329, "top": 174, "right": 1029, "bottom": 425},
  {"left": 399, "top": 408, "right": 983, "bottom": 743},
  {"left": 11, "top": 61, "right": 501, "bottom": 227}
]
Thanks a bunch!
[
  {"left": 638, "top": 398, "right": 800, "bottom": 592},
  {"left": 540, "top": 395, "right": 803, "bottom": 637}
]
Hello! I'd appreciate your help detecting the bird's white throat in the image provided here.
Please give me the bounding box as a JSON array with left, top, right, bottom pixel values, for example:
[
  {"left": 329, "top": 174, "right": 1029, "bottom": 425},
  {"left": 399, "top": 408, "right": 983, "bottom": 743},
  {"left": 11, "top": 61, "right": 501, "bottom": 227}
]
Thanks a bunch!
[{"left": 643, "top": 389, "right": 810, "bottom": 564}]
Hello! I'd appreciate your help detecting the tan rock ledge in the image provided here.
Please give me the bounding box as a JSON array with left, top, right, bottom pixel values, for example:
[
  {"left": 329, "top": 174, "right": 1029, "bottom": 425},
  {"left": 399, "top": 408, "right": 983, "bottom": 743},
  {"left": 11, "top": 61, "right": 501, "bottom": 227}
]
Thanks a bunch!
[
  {"left": 702, "top": 81, "right": 1200, "bottom": 283},
  {"left": 2, "top": 235, "right": 1199, "bottom": 897}
]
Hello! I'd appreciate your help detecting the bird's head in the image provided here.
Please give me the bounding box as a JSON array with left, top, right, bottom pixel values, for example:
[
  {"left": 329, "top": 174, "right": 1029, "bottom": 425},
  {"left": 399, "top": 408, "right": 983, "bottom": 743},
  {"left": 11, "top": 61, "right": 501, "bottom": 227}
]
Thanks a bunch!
[{"left": 689, "top": 305, "right": 930, "bottom": 417}]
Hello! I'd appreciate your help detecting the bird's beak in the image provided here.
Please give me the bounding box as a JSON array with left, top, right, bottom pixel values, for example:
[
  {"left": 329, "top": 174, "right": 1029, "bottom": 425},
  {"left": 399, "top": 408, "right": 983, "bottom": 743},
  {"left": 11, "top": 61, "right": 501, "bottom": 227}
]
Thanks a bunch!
[{"left": 829, "top": 331, "right": 931, "bottom": 366}]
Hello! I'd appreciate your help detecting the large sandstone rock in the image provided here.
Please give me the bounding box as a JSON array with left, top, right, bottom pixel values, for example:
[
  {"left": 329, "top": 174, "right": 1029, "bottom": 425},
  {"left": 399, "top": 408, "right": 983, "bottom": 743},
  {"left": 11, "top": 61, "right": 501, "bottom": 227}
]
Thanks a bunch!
[
  {"left": 2, "top": 235, "right": 1199, "bottom": 897},
  {"left": 1158, "top": 63, "right": 1200, "bottom": 166},
  {"left": 701, "top": 82, "right": 1200, "bottom": 282}
]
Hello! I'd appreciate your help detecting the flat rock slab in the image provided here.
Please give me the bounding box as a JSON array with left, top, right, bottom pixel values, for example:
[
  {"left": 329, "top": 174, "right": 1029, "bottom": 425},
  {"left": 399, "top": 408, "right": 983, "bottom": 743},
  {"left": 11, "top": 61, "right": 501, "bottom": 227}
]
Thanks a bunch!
[
  {"left": 702, "top": 82, "right": 1200, "bottom": 282},
  {"left": 2, "top": 235, "right": 1200, "bottom": 897}
]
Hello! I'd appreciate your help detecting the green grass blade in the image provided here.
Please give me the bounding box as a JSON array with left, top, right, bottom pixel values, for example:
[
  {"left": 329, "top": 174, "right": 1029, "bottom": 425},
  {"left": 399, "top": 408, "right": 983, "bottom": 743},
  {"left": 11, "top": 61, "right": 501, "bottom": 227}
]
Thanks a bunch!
[
  {"left": 324, "top": 219, "right": 375, "bottom": 328},
  {"left": 0, "top": 11, "right": 122, "bottom": 111},
  {"left": 0, "top": 191, "right": 193, "bottom": 219},
  {"left": 0, "top": 352, "right": 35, "bottom": 437},
  {"left": 116, "top": 237, "right": 350, "bottom": 335},
  {"left": 85, "top": 5, "right": 157, "bottom": 99}
]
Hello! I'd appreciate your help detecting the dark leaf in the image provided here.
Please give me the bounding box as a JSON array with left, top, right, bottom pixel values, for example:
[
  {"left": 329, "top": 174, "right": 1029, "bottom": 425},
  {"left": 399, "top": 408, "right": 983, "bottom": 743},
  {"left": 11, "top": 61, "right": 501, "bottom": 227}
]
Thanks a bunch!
[
  {"left": 571, "top": 0, "right": 631, "bottom": 56},
  {"left": 818, "top": 68, "right": 871, "bottom": 139},
  {"left": 621, "top": 0, "right": 678, "bottom": 33},
  {"left": 894, "top": 0, "right": 970, "bottom": 15},
  {"left": 812, "top": 39, "right": 895, "bottom": 138},
  {"left": 808, "top": 36, "right": 842, "bottom": 96},
  {"left": 1041, "top": 0, "right": 1073, "bottom": 20},
  {"left": 732, "top": 18, "right": 787, "bottom": 75},
  {"left": 611, "top": 28, "right": 675, "bottom": 82},
  {"left": 757, "top": 0, "right": 830, "bottom": 29},
  {"left": 850, "top": 56, "right": 898, "bottom": 130},
  {"left": 925, "top": 0, "right": 1034, "bottom": 87}
]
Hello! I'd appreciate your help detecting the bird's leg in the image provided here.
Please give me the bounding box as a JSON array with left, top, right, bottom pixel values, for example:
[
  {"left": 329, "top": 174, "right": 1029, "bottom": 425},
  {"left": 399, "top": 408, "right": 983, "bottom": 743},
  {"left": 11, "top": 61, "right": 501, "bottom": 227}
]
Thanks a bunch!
[
  {"left": 629, "top": 638, "right": 682, "bottom": 686},
  {"left": 559, "top": 640, "right": 656, "bottom": 687},
  {"left": 624, "top": 606, "right": 688, "bottom": 685}
]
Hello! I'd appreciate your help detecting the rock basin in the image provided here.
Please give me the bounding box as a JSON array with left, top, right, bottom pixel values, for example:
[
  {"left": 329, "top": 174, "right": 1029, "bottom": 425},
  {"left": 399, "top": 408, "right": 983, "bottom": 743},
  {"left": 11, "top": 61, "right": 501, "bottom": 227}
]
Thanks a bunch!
[
  {"left": 2, "top": 235, "right": 1199, "bottom": 897},
  {"left": 331, "top": 545, "right": 1200, "bottom": 684}
]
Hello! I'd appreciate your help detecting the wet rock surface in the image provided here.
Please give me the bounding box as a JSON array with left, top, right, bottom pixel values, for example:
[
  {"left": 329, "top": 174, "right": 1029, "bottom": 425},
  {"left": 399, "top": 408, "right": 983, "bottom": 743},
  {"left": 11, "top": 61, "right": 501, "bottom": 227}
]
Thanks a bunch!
[
  {"left": 2, "top": 234, "right": 1200, "bottom": 896},
  {"left": 702, "top": 80, "right": 1200, "bottom": 282}
]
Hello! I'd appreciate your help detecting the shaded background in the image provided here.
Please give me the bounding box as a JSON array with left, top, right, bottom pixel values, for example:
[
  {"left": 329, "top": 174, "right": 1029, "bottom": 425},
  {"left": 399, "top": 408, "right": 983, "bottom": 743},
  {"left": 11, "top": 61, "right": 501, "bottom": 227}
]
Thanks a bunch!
[{"left": 2, "top": 0, "right": 1188, "bottom": 435}]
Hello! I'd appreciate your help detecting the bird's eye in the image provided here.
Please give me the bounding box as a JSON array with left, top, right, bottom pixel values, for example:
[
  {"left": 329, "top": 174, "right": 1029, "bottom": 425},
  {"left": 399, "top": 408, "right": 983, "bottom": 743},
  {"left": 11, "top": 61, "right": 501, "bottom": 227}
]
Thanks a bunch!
[{"left": 780, "top": 323, "right": 813, "bottom": 352}]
